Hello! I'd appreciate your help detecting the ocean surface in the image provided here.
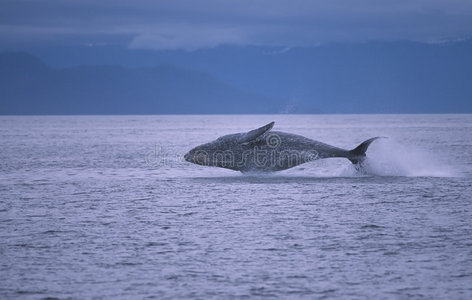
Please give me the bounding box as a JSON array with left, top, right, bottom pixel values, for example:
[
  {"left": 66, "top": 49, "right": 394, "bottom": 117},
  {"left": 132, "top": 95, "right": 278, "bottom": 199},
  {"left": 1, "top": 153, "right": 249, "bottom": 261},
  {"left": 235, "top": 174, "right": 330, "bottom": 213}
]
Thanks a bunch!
[{"left": 1, "top": 114, "right": 472, "bottom": 299}]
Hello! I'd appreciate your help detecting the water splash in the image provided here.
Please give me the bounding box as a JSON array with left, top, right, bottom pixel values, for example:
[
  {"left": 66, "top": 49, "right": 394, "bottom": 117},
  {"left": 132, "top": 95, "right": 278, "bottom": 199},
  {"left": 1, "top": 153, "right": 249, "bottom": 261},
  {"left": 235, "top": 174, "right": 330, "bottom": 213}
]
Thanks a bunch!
[{"left": 343, "top": 139, "right": 458, "bottom": 177}]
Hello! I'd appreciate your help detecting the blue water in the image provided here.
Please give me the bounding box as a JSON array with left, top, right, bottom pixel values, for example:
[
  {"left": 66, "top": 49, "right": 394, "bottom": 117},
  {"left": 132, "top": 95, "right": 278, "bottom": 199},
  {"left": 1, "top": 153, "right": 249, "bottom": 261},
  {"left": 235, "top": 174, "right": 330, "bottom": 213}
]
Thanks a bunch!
[{"left": 1, "top": 115, "right": 472, "bottom": 299}]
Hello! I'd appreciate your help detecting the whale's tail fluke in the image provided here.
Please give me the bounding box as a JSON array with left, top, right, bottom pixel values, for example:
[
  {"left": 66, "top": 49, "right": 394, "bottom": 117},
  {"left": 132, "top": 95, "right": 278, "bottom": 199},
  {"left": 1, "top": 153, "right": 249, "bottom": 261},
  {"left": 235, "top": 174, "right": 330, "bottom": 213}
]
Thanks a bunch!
[{"left": 348, "top": 137, "right": 383, "bottom": 165}]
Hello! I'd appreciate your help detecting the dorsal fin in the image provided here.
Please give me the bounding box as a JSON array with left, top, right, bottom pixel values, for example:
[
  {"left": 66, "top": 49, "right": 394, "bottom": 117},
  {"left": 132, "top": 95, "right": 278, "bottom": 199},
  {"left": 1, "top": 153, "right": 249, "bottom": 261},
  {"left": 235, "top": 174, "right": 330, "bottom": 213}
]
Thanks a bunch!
[{"left": 239, "top": 122, "right": 275, "bottom": 144}]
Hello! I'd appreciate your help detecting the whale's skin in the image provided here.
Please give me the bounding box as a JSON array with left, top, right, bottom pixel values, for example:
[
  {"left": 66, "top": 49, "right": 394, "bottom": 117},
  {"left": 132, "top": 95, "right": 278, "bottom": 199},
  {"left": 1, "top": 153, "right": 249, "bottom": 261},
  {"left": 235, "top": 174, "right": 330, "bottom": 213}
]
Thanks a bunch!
[{"left": 183, "top": 122, "right": 371, "bottom": 173}]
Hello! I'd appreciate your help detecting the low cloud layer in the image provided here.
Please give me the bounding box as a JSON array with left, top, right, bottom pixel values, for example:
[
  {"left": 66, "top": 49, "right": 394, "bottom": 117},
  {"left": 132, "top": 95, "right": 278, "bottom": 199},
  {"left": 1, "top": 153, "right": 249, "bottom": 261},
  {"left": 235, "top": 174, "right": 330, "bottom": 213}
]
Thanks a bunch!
[{"left": 1, "top": 0, "right": 472, "bottom": 49}]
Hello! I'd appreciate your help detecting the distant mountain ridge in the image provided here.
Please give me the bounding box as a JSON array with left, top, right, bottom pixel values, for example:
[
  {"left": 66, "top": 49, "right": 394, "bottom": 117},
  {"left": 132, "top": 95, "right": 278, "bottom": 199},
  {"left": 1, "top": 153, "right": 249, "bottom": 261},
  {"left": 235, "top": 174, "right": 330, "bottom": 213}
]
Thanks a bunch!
[
  {"left": 0, "top": 52, "right": 280, "bottom": 114},
  {"left": 2, "top": 39, "right": 472, "bottom": 114}
]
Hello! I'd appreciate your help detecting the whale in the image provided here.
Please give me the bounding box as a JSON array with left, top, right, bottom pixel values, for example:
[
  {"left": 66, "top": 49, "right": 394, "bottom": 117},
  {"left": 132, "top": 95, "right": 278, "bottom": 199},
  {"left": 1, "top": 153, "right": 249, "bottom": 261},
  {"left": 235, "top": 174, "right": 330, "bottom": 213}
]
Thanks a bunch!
[{"left": 184, "top": 122, "right": 381, "bottom": 172}]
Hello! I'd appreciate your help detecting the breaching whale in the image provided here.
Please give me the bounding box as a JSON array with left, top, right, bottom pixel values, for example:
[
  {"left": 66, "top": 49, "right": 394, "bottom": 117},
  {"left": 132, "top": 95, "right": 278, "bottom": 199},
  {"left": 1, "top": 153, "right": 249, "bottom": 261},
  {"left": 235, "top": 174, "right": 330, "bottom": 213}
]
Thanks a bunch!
[{"left": 184, "top": 122, "right": 381, "bottom": 172}]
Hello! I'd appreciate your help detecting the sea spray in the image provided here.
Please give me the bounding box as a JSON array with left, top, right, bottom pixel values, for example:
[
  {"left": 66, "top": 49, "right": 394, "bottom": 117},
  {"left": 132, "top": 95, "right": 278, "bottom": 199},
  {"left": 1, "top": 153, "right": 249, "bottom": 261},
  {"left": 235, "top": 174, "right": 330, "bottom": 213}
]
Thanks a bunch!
[{"left": 344, "top": 139, "right": 458, "bottom": 177}]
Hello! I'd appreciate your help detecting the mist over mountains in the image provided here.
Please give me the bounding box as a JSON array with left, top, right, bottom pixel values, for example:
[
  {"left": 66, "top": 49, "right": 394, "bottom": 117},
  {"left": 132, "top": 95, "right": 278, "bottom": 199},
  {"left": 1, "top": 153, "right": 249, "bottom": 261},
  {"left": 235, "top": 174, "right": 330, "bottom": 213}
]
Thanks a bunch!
[{"left": 1, "top": 40, "right": 472, "bottom": 114}]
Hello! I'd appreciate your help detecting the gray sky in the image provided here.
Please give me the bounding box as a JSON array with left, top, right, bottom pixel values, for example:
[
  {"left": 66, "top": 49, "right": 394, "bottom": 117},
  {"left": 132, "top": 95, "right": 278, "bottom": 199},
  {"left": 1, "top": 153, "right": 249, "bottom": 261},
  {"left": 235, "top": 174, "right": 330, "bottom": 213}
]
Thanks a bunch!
[{"left": 2, "top": 0, "right": 472, "bottom": 49}]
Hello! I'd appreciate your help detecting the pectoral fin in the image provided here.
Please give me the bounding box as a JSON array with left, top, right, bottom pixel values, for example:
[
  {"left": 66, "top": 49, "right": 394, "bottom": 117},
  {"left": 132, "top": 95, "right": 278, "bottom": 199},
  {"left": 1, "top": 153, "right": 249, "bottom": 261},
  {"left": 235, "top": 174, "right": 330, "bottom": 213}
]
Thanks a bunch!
[{"left": 239, "top": 121, "right": 275, "bottom": 144}]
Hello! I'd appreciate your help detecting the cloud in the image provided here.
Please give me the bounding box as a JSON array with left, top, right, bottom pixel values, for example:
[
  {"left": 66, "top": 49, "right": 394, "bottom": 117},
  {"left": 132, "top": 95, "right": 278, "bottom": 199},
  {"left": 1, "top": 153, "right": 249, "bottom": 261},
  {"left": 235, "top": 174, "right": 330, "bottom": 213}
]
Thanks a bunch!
[
  {"left": 1, "top": 0, "right": 472, "bottom": 49},
  {"left": 128, "top": 24, "right": 250, "bottom": 50}
]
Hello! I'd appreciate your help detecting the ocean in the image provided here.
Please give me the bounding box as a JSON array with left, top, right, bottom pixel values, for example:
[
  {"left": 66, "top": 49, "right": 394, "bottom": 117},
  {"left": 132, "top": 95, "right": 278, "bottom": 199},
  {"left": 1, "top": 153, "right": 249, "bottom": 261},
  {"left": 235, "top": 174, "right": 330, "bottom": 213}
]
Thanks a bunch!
[{"left": 1, "top": 114, "right": 471, "bottom": 299}]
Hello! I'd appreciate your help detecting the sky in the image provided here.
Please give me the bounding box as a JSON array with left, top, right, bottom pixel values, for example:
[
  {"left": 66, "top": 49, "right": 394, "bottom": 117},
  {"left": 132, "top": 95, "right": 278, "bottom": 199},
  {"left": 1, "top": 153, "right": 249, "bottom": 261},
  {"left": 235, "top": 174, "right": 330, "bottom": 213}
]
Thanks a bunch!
[
  {"left": 1, "top": 0, "right": 472, "bottom": 50},
  {"left": 1, "top": 0, "right": 472, "bottom": 114}
]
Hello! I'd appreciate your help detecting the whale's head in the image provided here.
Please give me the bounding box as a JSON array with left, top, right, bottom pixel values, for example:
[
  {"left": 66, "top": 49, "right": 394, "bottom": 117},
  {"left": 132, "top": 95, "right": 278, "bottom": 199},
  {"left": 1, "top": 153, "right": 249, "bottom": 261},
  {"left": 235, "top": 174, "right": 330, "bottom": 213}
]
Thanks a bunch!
[
  {"left": 184, "top": 122, "right": 274, "bottom": 169},
  {"left": 184, "top": 134, "right": 240, "bottom": 167}
]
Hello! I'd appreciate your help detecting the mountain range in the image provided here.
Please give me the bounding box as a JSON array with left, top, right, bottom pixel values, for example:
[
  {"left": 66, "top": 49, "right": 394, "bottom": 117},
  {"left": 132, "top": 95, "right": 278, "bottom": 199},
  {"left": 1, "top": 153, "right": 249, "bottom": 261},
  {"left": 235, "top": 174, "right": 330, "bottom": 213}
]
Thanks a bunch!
[
  {"left": 1, "top": 40, "right": 472, "bottom": 114},
  {"left": 0, "top": 52, "right": 278, "bottom": 114}
]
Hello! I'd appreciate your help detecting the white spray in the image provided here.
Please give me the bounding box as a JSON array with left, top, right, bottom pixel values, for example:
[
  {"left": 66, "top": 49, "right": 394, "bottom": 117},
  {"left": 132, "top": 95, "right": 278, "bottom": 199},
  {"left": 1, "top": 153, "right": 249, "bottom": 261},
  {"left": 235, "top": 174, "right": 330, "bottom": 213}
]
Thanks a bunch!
[{"left": 342, "top": 139, "right": 458, "bottom": 177}]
